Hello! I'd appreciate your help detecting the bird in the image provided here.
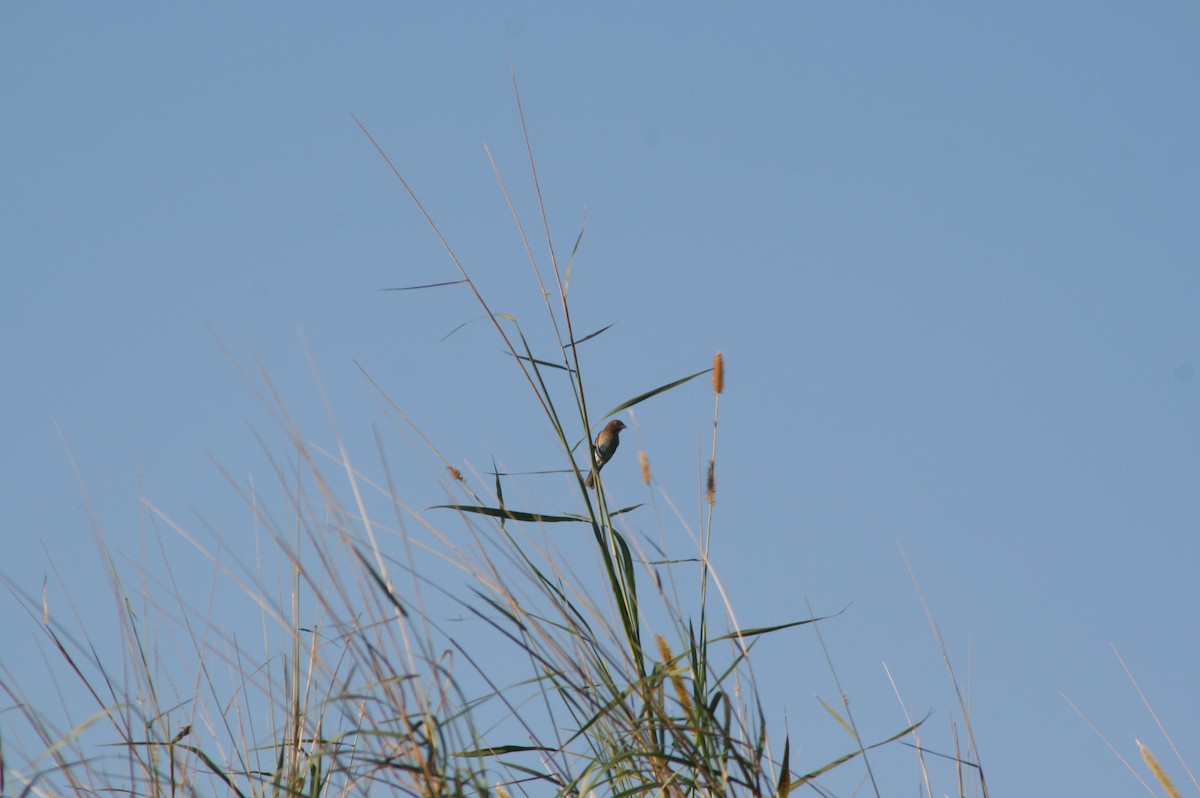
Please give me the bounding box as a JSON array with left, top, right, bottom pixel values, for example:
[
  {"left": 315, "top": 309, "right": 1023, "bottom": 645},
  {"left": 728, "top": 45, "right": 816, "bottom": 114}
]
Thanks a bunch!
[{"left": 584, "top": 419, "right": 627, "bottom": 488}]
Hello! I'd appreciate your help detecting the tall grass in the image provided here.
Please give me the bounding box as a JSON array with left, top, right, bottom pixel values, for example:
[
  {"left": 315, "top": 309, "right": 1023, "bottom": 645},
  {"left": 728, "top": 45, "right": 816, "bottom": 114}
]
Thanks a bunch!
[
  {"left": 1064, "top": 646, "right": 1196, "bottom": 798},
  {"left": 1, "top": 80, "right": 989, "bottom": 797}
]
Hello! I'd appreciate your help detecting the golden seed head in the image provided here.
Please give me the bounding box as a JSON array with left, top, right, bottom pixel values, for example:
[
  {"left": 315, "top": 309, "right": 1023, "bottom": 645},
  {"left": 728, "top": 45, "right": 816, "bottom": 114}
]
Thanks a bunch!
[
  {"left": 706, "top": 460, "right": 716, "bottom": 506},
  {"left": 655, "top": 634, "right": 693, "bottom": 716},
  {"left": 1138, "top": 740, "right": 1181, "bottom": 798},
  {"left": 447, "top": 466, "right": 464, "bottom": 482},
  {"left": 638, "top": 450, "right": 652, "bottom": 485},
  {"left": 496, "top": 786, "right": 511, "bottom": 798},
  {"left": 712, "top": 351, "right": 725, "bottom": 395},
  {"left": 655, "top": 633, "right": 673, "bottom": 663}
]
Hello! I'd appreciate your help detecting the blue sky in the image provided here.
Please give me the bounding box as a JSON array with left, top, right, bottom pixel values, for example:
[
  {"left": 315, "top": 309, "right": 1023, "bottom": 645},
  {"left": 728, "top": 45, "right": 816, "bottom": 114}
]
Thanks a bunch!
[{"left": 3, "top": 4, "right": 1198, "bottom": 795}]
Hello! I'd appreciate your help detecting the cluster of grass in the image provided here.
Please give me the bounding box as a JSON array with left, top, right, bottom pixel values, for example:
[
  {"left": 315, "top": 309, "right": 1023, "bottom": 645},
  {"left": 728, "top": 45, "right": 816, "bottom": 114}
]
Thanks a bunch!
[{"left": 0, "top": 88, "right": 1010, "bottom": 797}]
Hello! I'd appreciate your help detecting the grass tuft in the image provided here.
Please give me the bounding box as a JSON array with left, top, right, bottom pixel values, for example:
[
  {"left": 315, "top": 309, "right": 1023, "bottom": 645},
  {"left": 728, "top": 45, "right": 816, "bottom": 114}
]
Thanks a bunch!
[{"left": 0, "top": 81, "right": 993, "bottom": 798}]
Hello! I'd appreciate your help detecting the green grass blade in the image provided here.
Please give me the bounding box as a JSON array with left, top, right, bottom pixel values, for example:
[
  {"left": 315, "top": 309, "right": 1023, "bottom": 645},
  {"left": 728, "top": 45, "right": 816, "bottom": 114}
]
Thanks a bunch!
[
  {"left": 432, "top": 504, "right": 582, "bottom": 523},
  {"left": 511, "top": 352, "right": 574, "bottom": 372},
  {"left": 817, "top": 695, "right": 854, "bottom": 737},
  {"left": 714, "top": 608, "right": 849, "bottom": 642},
  {"left": 569, "top": 322, "right": 615, "bottom": 347},
  {"left": 456, "top": 744, "right": 556, "bottom": 757},
  {"left": 776, "top": 735, "right": 791, "bottom": 798},
  {"left": 563, "top": 219, "right": 586, "bottom": 297},
  {"left": 601, "top": 367, "right": 713, "bottom": 419},
  {"left": 380, "top": 279, "right": 467, "bottom": 291}
]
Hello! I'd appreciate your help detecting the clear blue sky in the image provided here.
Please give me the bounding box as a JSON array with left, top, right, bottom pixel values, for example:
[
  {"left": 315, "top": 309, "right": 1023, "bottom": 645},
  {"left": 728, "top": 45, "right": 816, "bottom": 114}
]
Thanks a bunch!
[{"left": 3, "top": 4, "right": 1198, "bottom": 795}]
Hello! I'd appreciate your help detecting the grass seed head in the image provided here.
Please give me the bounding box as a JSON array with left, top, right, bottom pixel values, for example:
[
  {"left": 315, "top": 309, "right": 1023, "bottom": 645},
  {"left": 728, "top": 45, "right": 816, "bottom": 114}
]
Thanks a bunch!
[{"left": 1138, "top": 740, "right": 1181, "bottom": 798}]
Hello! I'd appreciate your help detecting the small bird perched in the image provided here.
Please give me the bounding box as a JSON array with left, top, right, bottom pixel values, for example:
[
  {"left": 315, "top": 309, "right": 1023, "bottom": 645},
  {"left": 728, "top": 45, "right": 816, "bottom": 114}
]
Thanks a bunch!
[{"left": 584, "top": 419, "right": 627, "bottom": 488}]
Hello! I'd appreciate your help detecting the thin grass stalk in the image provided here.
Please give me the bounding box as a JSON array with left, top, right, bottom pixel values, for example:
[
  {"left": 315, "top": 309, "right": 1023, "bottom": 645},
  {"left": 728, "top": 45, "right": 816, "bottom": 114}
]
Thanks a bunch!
[
  {"left": 1115, "top": 646, "right": 1200, "bottom": 792},
  {"left": 501, "top": 75, "right": 651, "bottom": 688},
  {"left": 491, "top": 108, "right": 647, "bottom": 686},
  {"left": 901, "top": 546, "right": 990, "bottom": 798},
  {"left": 352, "top": 116, "right": 555, "bottom": 432},
  {"left": 362, "top": 102, "right": 654, "bottom": 719},
  {"left": 489, "top": 157, "right": 639, "bottom": 684}
]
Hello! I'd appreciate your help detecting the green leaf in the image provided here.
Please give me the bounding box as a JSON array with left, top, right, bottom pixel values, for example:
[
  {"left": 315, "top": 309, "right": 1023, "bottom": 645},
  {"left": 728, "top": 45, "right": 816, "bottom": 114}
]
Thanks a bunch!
[
  {"left": 563, "top": 218, "right": 586, "bottom": 297},
  {"left": 512, "top": 352, "right": 574, "bottom": 372},
  {"left": 380, "top": 279, "right": 467, "bottom": 291},
  {"left": 569, "top": 322, "right": 614, "bottom": 347},
  {"left": 432, "top": 504, "right": 581, "bottom": 523},
  {"left": 456, "top": 744, "right": 556, "bottom": 757},
  {"left": 493, "top": 457, "right": 505, "bottom": 529},
  {"left": 354, "top": 547, "right": 408, "bottom": 617},
  {"left": 431, "top": 503, "right": 644, "bottom": 523},
  {"left": 705, "top": 607, "right": 848, "bottom": 648},
  {"left": 794, "top": 714, "right": 929, "bottom": 787},
  {"left": 439, "top": 315, "right": 487, "bottom": 342},
  {"left": 817, "top": 695, "right": 854, "bottom": 737},
  {"left": 601, "top": 367, "right": 713, "bottom": 419},
  {"left": 718, "top": 606, "right": 849, "bottom": 641},
  {"left": 776, "top": 735, "right": 791, "bottom": 798}
]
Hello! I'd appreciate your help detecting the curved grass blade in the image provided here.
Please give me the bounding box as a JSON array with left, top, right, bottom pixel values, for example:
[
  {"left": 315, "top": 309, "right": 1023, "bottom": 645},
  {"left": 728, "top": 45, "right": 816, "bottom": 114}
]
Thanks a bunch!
[
  {"left": 569, "top": 322, "right": 614, "bottom": 348},
  {"left": 818, "top": 695, "right": 854, "bottom": 737},
  {"left": 432, "top": 503, "right": 644, "bottom": 523},
  {"left": 380, "top": 279, "right": 467, "bottom": 291},
  {"left": 456, "top": 744, "right": 556, "bottom": 757},
  {"left": 354, "top": 546, "right": 408, "bottom": 617},
  {"left": 716, "top": 606, "right": 851, "bottom": 642},
  {"left": 511, "top": 351, "right": 574, "bottom": 372},
  {"left": 553, "top": 502, "right": 643, "bottom": 519},
  {"left": 563, "top": 218, "right": 586, "bottom": 297},
  {"left": 601, "top": 367, "right": 713, "bottom": 419},
  {"left": 177, "top": 744, "right": 250, "bottom": 798},
  {"left": 440, "top": 315, "right": 488, "bottom": 342},
  {"left": 432, "top": 504, "right": 582, "bottom": 523},
  {"left": 791, "top": 714, "right": 930, "bottom": 790}
]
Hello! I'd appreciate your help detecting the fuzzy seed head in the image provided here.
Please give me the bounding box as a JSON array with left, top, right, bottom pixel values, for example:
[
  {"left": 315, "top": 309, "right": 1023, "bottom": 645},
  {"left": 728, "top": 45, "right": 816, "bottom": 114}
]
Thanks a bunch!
[
  {"left": 712, "top": 351, "right": 725, "bottom": 395},
  {"left": 655, "top": 633, "right": 673, "bottom": 663},
  {"left": 1138, "top": 740, "right": 1181, "bottom": 798},
  {"left": 638, "top": 450, "right": 651, "bottom": 485},
  {"left": 655, "top": 634, "right": 693, "bottom": 717},
  {"left": 447, "top": 466, "right": 464, "bottom": 482},
  {"left": 706, "top": 460, "right": 716, "bottom": 506}
]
